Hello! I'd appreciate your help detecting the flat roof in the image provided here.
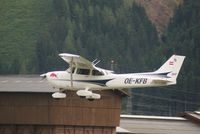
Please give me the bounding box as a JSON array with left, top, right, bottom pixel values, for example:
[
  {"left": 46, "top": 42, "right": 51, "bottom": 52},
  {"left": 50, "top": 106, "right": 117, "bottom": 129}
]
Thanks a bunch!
[
  {"left": 120, "top": 114, "right": 200, "bottom": 134},
  {"left": 0, "top": 75, "right": 57, "bottom": 92},
  {"left": 120, "top": 114, "right": 186, "bottom": 121},
  {"left": 0, "top": 75, "right": 129, "bottom": 96}
]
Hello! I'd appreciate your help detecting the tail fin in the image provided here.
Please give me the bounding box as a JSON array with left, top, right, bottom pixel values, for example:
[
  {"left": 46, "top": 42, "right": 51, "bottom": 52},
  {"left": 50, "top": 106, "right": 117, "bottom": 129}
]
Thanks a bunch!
[{"left": 155, "top": 55, "right": 185, "bottom": 84}]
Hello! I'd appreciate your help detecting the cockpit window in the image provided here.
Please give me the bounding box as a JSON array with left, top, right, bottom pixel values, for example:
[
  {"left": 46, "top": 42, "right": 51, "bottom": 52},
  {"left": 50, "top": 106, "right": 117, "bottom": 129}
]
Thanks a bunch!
[
  {"left": 92, "top": 70, "right": 103, "bottom": 76},
  {"left": 76, "top": 68, "right": 90, "bottom": 75}
]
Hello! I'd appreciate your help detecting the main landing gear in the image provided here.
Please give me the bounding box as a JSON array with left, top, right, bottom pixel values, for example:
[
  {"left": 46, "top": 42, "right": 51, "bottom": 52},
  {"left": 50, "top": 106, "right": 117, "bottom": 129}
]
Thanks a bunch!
[
  {"left": 76, "top": 90, "right": 101, "bottom": 100},
  {"left": 51, "top": 89, "right": 101, "bottom": 100}
]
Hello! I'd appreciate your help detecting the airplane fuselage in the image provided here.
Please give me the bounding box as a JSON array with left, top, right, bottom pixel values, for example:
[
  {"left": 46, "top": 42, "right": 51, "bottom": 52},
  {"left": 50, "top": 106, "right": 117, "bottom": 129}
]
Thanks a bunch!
[
  {"left": 41, "top": 53, "right": 185, "bottom": 99},
  {"left": 45, "top": 71, "right": 172, "bottom": 91}
]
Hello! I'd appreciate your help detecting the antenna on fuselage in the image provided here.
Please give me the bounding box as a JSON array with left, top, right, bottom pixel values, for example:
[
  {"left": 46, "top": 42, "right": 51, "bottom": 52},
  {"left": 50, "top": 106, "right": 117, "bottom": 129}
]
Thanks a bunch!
[
  {"left": 92, "top": 59, "right": 98, "bottom": 64},
  {"left": 93, "top": 60, "right": 101, "bottom": 66},
  {"left": 111, "top": 60, "right": 114, "bottom": 70}
]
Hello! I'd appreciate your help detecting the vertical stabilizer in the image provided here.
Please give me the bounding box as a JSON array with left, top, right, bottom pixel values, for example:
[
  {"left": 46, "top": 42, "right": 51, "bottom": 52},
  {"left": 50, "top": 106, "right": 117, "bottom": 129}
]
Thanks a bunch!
[{"left": 155, "top": 55, "right": 185, "bottom": 84}]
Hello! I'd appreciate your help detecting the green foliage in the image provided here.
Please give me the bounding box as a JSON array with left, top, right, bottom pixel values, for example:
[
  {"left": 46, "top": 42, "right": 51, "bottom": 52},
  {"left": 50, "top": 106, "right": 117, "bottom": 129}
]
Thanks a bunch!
[
  {"left": 0, "top": 0, "right": 52, "bottom": 74},
  {"left": 131, "top": 0, "right": 200, "bottom": 116},
  {"left": 164, "top": 0, "right": 200, "bottom": 114},
  {"left": 0, "top": 0, "right": 159, "bottom": 73},
  {"left": 35, "top": 0, "right": 159, "bottom": 73}
]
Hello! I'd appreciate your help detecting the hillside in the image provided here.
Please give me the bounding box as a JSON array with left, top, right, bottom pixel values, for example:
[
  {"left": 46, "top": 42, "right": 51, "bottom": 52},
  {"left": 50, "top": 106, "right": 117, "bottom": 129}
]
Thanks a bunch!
[
  {"left": 129, "top": 0, "right": 200, "bottom": 116},
  {"left": 135, "top": 0, "right": 183, "bottom": 36},
  {"left": 0, "top": 0, "right": 159, "bottom": 74},
  {"left": 0, "top": 0, "right": 52, "bottom": 73},
  {"left": 164, "top": 0, "right": 200, "bottom": 114}
]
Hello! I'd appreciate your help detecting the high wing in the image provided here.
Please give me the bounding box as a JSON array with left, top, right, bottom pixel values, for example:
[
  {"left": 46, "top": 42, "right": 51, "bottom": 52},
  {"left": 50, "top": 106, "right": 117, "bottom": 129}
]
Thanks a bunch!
[
  {"left": 59, "top": 53, "right": 114, "bottom": 75},
  {"left": 59, "top": 53, "right": 93, "bottom": 69}
]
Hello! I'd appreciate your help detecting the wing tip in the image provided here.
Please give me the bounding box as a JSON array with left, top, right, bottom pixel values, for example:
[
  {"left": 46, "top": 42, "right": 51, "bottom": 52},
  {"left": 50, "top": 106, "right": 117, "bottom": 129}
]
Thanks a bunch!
[{"left": 59, "top": 53, "right": 80, "bottom": 58}]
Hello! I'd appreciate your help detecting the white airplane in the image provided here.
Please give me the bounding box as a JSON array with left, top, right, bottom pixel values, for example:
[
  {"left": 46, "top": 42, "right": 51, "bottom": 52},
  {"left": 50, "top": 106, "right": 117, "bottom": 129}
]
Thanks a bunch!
[{"left": 41, "top": 53, "right": 185, "bottom": 100}]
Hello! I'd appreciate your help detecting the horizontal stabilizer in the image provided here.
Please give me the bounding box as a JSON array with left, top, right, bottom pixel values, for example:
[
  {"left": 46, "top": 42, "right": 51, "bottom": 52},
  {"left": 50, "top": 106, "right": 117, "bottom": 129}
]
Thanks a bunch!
[{"left": 151, "top": 79, "right": 171, "bottom": 85}]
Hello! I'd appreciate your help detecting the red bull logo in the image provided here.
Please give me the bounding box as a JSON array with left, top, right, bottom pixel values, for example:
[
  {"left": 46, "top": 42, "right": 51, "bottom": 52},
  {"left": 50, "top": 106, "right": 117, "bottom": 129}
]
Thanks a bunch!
[{"left": 50, "top": 73, "right": 57, "bottom": 78}]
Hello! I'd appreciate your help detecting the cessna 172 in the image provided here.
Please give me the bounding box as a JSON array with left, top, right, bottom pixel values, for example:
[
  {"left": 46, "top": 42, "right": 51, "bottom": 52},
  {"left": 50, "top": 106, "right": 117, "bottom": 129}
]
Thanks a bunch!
[{"left": 41, "top": 53, "right": 185, "bottom": 100}]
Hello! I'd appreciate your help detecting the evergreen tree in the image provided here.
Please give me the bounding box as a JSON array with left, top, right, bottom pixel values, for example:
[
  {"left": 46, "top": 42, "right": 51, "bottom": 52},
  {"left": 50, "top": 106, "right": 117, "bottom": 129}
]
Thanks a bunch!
[{"left": 160, "top": 0, "right": 200, "bottom": 115}]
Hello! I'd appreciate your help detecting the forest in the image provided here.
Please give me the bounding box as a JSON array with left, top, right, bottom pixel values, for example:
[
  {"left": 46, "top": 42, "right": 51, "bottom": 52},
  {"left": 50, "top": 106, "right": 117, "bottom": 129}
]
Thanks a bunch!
[{"left": 0, "top": 0, "right": 199, "bottom": 116}]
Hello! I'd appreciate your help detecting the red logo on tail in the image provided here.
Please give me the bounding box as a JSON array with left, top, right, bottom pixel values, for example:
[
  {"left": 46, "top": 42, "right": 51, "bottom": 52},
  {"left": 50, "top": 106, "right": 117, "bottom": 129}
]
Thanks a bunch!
[
  {"left": 169, "top": 58, "right": 177, "bottom": 65},
  {"left": 169, "top": 61, "right": 174, "bottom": 65}
]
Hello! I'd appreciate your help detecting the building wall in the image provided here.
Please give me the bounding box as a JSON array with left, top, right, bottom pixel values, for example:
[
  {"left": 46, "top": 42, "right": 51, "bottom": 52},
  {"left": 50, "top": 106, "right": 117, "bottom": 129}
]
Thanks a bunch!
[
  {"left": 0, "top": 90, "right": 121, "bottom": 134},
  {"left": 0, "top": 125, "right": 116, "bottom": 134}
]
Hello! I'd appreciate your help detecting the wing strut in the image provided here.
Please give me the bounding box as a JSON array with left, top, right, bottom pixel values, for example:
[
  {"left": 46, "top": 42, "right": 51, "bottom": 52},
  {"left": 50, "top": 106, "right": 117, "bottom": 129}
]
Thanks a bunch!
[{"left": 70, "top": 57, "right": 73, "bottom": 88}]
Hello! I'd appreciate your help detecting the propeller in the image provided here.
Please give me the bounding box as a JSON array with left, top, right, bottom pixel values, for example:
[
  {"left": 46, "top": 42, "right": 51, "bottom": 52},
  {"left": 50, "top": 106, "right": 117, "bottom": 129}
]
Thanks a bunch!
[{"left": 40, "top": 73, "right": 47, "bottom": 80}]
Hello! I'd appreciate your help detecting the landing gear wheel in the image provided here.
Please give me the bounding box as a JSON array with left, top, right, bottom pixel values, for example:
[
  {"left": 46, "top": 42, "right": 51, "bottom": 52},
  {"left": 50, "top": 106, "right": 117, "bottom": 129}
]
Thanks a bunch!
[{"left": 87, "top": 98, "right": 95, "bottom": 101}]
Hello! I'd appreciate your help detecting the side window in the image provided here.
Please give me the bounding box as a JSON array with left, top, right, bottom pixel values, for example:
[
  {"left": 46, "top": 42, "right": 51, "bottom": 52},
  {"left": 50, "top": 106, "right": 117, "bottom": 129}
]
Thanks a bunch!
[
  {"left": 76, "top": 68, "right": 90, "bottom": 75},
  {"left": 92, "top": 70, "right": 103, "bottom": 76}
]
